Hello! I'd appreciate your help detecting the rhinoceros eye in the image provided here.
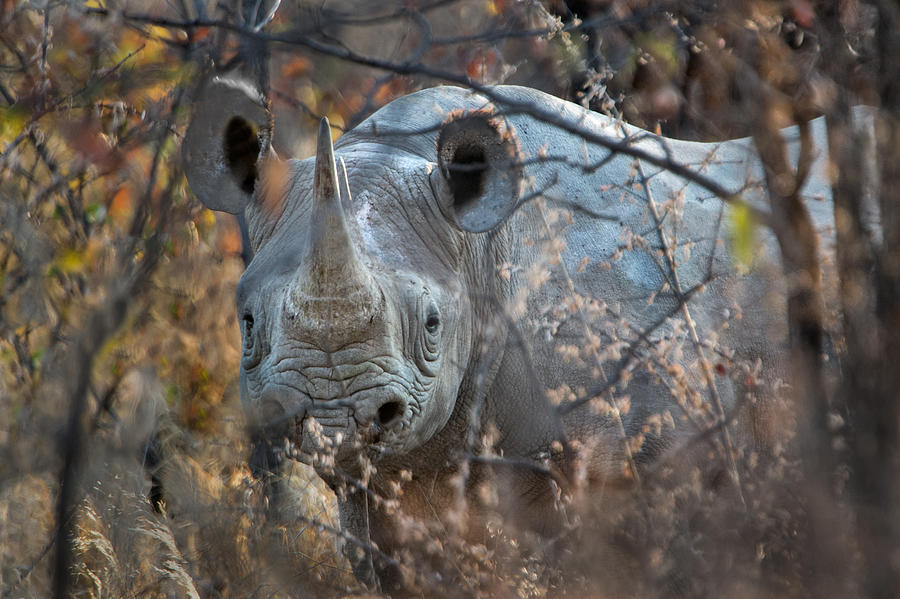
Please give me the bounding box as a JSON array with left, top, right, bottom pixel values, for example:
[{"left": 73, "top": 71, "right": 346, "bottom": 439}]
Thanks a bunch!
[
  {"left": 414, "top": 296, "right": 440, "bottom": 377},
  {"left": 241, "top": 312, "right": 262, "bottom": 367},
  {"left": 425, "top": 309, "right": 441, "bottom": 335},
  {"left": 242, "top": 313, "right": 254, "bottom": 339}
]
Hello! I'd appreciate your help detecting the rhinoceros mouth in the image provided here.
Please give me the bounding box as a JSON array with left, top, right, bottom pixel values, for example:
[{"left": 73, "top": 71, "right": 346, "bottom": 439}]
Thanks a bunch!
[
  {"left": 281, "top": 392, "right": 411, "bottom": 469},
  {"left": 298, "top": 404, "right": 355, "bottom": 452}
]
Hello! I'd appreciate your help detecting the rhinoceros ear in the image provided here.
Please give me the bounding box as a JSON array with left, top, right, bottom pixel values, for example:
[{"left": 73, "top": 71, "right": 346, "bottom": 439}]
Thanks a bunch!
[
  {"left": 435, "top": 110, "right": 523, "bottom": 233},
  {"left": 182, "top": 76, "right": 272, "bottom": 214}
]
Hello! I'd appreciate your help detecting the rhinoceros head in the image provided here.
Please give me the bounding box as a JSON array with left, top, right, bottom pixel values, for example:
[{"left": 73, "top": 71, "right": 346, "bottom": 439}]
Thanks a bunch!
[{"left": 183, "top": 77, "right": 523, "bottom": 479}]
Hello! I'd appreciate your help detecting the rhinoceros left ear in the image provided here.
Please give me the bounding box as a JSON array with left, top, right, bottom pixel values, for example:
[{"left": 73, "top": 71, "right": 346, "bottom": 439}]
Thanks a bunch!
[
  {"left": 182, "top": 76, "right": 272, "bottom": 214},
  {"left": 435, "top": 110, "right": 523, "bottom": 233}
]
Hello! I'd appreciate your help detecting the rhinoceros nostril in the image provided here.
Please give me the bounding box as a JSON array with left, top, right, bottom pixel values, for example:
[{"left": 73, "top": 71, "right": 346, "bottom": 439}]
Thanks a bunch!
[
  {"left": 259, "top": 398, "right": 288, "bottom": 436},
  {"left": 376, "top": 400, "right": 405, "bottom": 429}
]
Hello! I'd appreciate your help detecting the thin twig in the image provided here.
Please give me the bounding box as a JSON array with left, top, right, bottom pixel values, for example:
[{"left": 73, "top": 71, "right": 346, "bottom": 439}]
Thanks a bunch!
[
  {"left": 79, "top": 6, "right": 768, "bottom": 223},
  {"left": 634, "top": 157, "right": 746, "bottom": 507},
  {"left": 556, "top": 278, "right": 715, "bottom": 416}
]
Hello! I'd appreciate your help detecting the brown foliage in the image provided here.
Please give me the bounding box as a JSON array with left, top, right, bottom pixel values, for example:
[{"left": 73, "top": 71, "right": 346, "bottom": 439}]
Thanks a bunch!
[{"left": 0, "top": 0, "right": 896, "bottom": 597}]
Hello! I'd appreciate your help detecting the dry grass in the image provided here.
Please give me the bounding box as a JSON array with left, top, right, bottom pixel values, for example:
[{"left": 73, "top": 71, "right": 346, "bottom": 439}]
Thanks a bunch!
[{"left": 1, "top": 224, "right": 355, "bottom": 598}]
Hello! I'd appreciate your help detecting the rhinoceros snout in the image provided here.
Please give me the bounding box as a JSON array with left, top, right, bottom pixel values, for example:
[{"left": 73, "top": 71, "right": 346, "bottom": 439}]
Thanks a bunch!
[{"left": 251, "top": 383, "right": 410, "bottom": 463}]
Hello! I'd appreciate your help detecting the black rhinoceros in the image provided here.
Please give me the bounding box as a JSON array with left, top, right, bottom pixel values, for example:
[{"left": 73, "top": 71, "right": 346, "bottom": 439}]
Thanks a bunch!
[{"left": 182, "top": 78, "right": 860, "bottom": 588}]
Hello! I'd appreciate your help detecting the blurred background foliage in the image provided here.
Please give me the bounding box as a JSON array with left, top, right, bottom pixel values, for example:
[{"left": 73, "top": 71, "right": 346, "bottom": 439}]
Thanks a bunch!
[{"left": 0, "top": 0, "right": 896, "bottom": 597}]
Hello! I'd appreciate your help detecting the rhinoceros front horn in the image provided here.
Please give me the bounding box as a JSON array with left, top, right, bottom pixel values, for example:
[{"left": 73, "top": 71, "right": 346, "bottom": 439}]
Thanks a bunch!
[
  {"left": 296, "top": 118, "right": 379, "bottom": 307},
  {"left": 183, "top": 76, "right": 272, "bottom": 214},
  {"left": 436, "top": 110, "right": 523, "bottom": 233}
]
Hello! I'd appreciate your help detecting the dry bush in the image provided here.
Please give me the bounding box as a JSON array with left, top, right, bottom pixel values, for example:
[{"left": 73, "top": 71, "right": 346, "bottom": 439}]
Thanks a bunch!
[{"left": 1, "top": 0, "right": 897, "bottom": 597}]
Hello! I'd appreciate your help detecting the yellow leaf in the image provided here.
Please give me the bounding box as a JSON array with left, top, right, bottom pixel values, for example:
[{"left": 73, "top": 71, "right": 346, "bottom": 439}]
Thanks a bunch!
[
  {"left": 56, "top": 248, "right": 87, "bottom": 275},
  {"left": 0, "top": 106, "right": 27, "bottom": 144},
  {"left": 199, "top": 208, "right": 216, "bottom": 231},
  {"left": 729, "top": 201, "right": 758, "bottom": 271}
]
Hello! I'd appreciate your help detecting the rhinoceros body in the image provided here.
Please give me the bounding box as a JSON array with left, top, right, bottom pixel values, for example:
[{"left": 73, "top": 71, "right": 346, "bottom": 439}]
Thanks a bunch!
[{"left": 183, "top": 81, "right": 847, "bottom": 587}]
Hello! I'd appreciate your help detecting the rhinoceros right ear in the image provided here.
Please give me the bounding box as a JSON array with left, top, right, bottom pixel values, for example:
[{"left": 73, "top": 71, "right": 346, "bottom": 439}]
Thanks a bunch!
[
  {"left": 435, "top": 110, "right": 523, "bottom": 233},
  {"left": 182, "top": 76, "right": 272, "bottom": 214}
]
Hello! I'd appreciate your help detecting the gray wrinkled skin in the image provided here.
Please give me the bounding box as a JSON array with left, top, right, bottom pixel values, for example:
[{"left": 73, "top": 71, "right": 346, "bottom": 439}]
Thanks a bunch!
[{"left": 184, "top": 82, "right": 874, "bottom": 590}]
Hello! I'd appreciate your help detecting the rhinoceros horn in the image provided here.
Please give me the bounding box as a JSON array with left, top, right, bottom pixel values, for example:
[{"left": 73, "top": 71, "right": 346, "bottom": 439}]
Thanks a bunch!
[{"left": 294, "top": 119, "right": 380, "bottom": 321}]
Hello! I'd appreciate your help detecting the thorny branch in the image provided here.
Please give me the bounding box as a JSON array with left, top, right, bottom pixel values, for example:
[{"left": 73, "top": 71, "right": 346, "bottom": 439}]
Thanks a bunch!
[
  {"left": 556, "top": 277, "right": 715, "bottom": 417},
  {"left": 52, "top": 251, "right": 165, "bottom": 597},
  {"left": 51, "top": 68, "right": 189, "bottom": 595},
  {"left": 634, "top": 157, "right": 746, "bottom": 506},
  {"left": 3, "top": 1, "right": 898, "bottom": 597},
  {"left": 78, "top": 5, "right": 770, "bottom": 225}
]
